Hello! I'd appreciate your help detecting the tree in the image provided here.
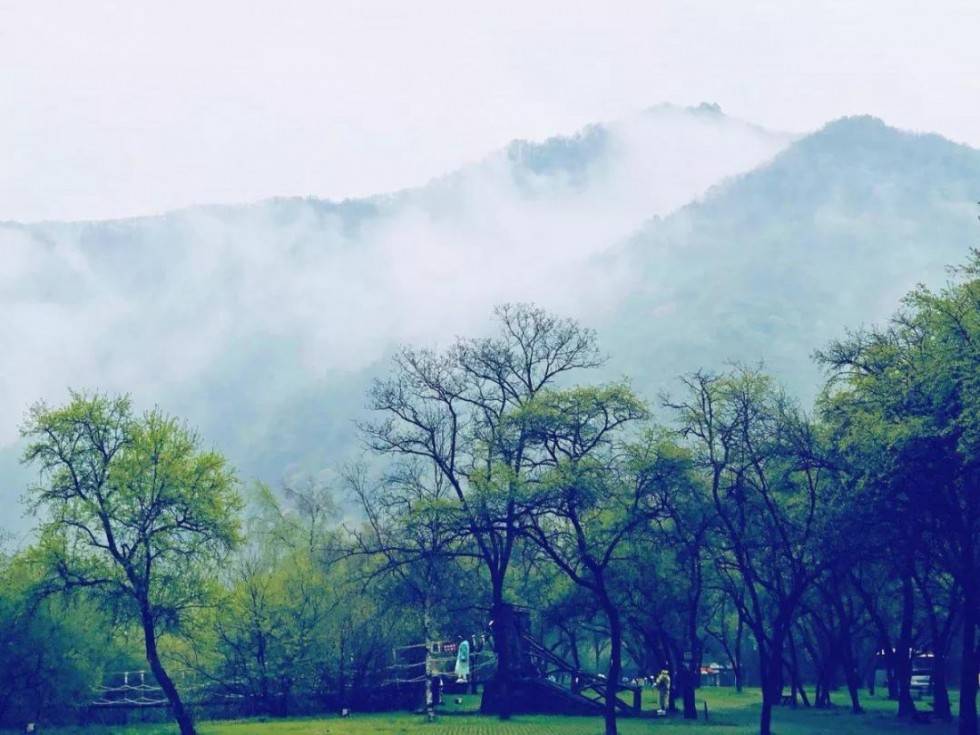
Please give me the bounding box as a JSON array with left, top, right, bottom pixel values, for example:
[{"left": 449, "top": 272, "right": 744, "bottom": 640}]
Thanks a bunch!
[
  {"left": 666, "top": 368, "right": 832, "bottom": 735},
  {"left": 912, "top": 564, "right": 960, "bottom": 720},
  {"left": 22, "top": 393, "right": 241, "bottom": 735},
  {"left": 363, "top": 304, "right": 602, "bottom": 717},
  {"left": 176, "top": 481, "right": 339, "bottom": 716},
  {"left": 793, "top": 560, "right": 875, "bottom": 713},
  {"left": 704, "top": 590, "right": 746, "bottom": 692},
  {"left": 347, "top": 461, "right": 479, "bottom": 643},
  {"left": 616, "top": 434, "right": 713, "bottom": 719},
  {"left": 211, "top": 551, "right": 330, "bottom": 716},
  {"left": 818, "top": 250, "right": 980, "bottom": 735},
  {"left": 346, "top": 461, "right": 486, "bottom": 711},
  {"left": 652, "top": 451, "right": 714, "bottom": 719},
  {"left": 0, "top": 545, "right": 126, "bottom": 728},
  {"left": 519, "top": 384, "right": 669, "bottom": 735}
]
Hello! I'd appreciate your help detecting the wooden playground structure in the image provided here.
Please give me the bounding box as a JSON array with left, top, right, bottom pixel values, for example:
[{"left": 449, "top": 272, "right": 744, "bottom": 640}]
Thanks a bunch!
[{"left": 386, "top": 605, "right": 643, "bottom": 717}]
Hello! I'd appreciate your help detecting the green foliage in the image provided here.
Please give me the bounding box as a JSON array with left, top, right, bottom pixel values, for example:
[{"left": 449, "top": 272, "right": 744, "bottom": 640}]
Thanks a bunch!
[
  {"left": 22, "top": 392, "right": 242, "bottom": 625},
  {"left": 818, "top": 249, "right": 980, "bottom": 585},
  {"left": 20, "top": 392, "right": 243, "bottom": 733},
  {"left": 0, "top": 546, "right": 131, "bottom": 727}
]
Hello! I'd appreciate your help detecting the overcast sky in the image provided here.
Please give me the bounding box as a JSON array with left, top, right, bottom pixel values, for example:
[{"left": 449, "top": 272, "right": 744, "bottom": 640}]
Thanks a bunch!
[{"left": 2, "top": 0, "right": 979, "bottom": 222}]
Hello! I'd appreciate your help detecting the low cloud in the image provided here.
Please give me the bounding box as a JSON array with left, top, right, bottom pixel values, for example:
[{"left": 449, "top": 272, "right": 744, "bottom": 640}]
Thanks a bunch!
[{"left": 0, "top": 105, "right": 791, "bottom": 518}]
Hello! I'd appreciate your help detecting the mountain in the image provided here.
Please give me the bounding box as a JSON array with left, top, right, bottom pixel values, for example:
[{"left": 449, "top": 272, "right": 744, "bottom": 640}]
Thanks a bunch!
[
  {"left": 0, "top": 104, "right": 793, "bottom": 536},
  {"left": 5, "top": 112, "right": 979, "bottom": 540},
  {"left": 593, "top": 116, "right": 980, "bottom": 403}
]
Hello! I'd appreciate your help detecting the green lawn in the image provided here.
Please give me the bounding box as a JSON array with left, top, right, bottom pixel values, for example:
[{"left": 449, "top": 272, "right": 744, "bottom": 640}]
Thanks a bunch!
[{"left": 17, "top": 688, "right": 958, "bottom": 735}]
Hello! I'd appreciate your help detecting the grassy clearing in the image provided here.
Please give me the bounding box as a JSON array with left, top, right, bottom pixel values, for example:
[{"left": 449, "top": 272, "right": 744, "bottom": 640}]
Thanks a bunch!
[{"left": 17, "top": 688, "right": 957, "bottom": 735}]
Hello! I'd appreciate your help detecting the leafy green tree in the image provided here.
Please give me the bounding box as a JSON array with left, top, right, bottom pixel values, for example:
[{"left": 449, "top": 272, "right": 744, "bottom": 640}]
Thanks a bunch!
[
  {"left": 649, "top": 445, "right": 714, "bottom": 718},
  {"left": 703, "top": 589, "right": 746, "bottom": 692},
  {"left": 22, "top": 393, "right": 242, "bottom": 735},
  {"left": 347, "top": 461, "right": 478, "bottom": 643},
  {"left": 0, "top": 545, "right": 128, "bottom": 728},
  {"left": 666, "top": 368, "right": 833, "bottom": 735},
  {"left": 519, "top": 384, "right": 672, "bottom": 735},
  {"left": 212, "top": 552, "right": 330, "bottom": 715},
  {"left": 819, "top": 338, "right": 939, "bottom": 718},
  {"left": 317, "top": 554, "right": 411, "bottom": 712},
  {"left": 195, "top": 479, "right": 414, "bottom": 715},
  {"left": 912, "top": 564, "right": 960, "bottom": 719},
  {"left": 792, "top": 555, "right": 875, "bottom": 713},
  {"left": 819, "top": 250, "right": 980, "bottom": 735}
]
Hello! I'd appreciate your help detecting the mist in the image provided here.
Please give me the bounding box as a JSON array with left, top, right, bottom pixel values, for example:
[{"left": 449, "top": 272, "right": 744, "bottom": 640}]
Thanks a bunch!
[{"left": 0, "top": 104, "right": 792, "bottom": 533}]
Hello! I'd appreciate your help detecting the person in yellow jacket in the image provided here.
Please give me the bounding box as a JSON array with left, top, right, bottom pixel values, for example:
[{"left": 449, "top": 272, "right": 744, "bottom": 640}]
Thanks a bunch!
[{"left": 653, "top": 667, "right": 671, "bottom": 714}]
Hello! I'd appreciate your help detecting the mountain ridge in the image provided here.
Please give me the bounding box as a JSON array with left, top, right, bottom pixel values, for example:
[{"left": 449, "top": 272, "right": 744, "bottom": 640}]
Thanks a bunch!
[
  {"left": 0, "top": 102, "right": 789, "bottom": 228},
  {"left": 3, "top": 108, "right": 978, "bottom": 538},
  {"left": 591, "top": 113, "right": 980, "bottom": 406}
]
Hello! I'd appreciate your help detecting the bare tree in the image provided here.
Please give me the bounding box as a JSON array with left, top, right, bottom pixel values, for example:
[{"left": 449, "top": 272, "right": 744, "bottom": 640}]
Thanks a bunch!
[{"left": 362, "top": 304, "right": 602, "bottom": 717}]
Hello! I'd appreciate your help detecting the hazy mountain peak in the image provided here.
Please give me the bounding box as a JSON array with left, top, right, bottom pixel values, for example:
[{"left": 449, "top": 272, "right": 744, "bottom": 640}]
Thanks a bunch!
[
  {"left": 794, "top": 114, "right": 979, "bottom": 165},
  {"left": 643, "top": 101, "right": 723, "bottom": 116},
  {"left": 596, "top": 113, "right": 980, "bottom": 416},
  {"left": 628, "top": 114, "right": 980, "bottom": 233},
  {"left": 0, "top": 107, "right": 811, "bottom": 533},
  {"left": 505, "top": 124, "right": 609, "bottom": 182}
]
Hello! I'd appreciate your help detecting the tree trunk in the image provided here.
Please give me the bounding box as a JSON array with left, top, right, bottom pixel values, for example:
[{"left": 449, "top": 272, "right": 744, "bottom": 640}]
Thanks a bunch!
[
  {"left": 603, "top": 601, "right": 622, "bottom": 735},
  {"left": 338, "top": 634, "right": 348, "bottom": 711},
  {"left": 734, "top": 616, "right": 744, "bottom": 693},
  {"left": 933, "top": 653, "right": 952, "bottom": 720},
  {"left": 839, "top": 613, "right": 863, "bottom": 713},
  {"left": 844, "top": 659, "right": 863, "bottom": 714},
  {"left": 256, "top": 632, "right": 270, "bottom": 714},
  {"left": 681, "top": 664, "right": 698, "bottom": 719},
  {"left": 662, "top": 635, "right": 679, "bottom": 713},
  {"left": 481, "top": 591, "right": 514, "bottom": 720},
  {"left": 959, "top": 604, "right": 978, "bottom": 735},
  {"left": 760, "top": 679, "right": 776, "bottom": 735},
  {"left": 796, "top": 677, "right": 811, "bottom": 708},
  {"left": 896, "top": 575, "right": 917, "bottom": 719},
  {"left": 887, "top": 660, "right": 898, "bottom": 700},
  {"left": 915, "top": 570, "right": 954, "bottom": 722},
  {"left": 799, "top": 627, "right": 828, "bottom": 708},
  {"left": 757, "top": 637, "right": 782, "bottom": 735},
  {"left": 566, "top": 626, "right": 581, "bottom": 671},
  {"left": 423, "top": 602, "right": 434, "bottom": 716},
  {"left": 140, "top": 605, "right": 195, "bottom": 735},
  {"left": 683, "top": 610, "right": 700, "bottom": 719},
  {"left": 787, "top": 630, "right": 806, "bottom": 708}
]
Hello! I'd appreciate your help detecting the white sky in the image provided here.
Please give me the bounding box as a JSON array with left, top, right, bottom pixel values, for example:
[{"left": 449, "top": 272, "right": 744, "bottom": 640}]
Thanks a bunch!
[{"left": 2, "top": 0, "right": 979, "bottom": 222}]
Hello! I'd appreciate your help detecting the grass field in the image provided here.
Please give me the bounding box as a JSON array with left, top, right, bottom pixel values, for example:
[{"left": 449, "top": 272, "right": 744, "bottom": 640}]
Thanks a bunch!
[{"left": 15, "top": 688, "right": 958, "bottom": 735}]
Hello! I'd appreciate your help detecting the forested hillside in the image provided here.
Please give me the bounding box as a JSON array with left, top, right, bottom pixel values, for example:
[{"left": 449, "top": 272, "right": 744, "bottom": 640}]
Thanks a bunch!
[{"left": 597, "top": 115, "right": 980, "bottom": 400}]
